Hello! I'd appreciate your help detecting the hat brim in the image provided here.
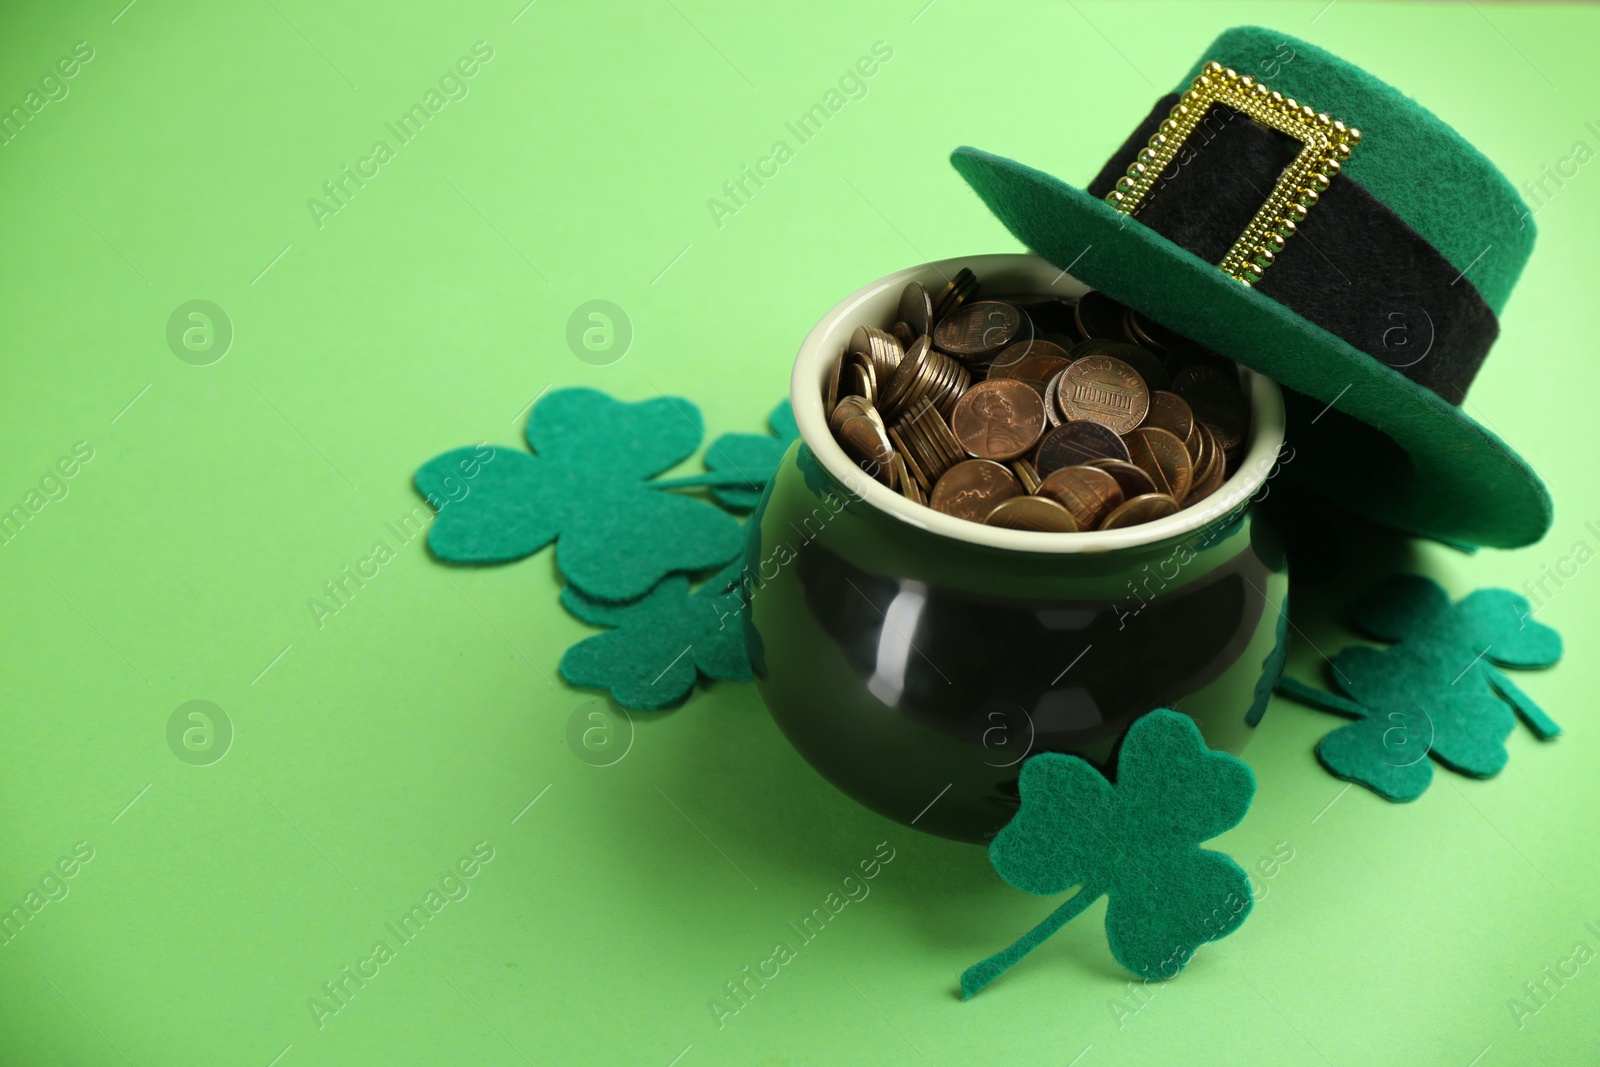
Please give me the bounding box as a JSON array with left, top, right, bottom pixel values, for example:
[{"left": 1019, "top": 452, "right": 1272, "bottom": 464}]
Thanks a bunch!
[{"left": 951, "top": 146, "right": 1552, "bottom": 550}]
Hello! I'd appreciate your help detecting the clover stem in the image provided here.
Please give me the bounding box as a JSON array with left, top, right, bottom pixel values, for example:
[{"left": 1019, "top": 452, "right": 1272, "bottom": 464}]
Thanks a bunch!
[
  {"left": 1483, "top": 665, "right": 1561, "bottom": 740},
  {"left": 650, "top": 472, "right": 762, "bottom": 490},
  {"left": 1275, "top": 676, "right": 1368, "bottom": 720},
  {"left": 960, "top": 884, "right": 1106, "bottom": 1000}
]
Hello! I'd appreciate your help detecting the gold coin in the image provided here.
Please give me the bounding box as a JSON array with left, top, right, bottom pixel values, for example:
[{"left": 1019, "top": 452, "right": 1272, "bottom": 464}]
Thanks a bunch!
[
  {"left": 1059, "top": 355, "right": 1150, "bottom": 433},
  {"left": 1036, "top": 465, "right": 1124, "bottom": 529},
  {"left": 1123, "top": 426, "right": 1194, "bottom": 502},
  {"left": 984, "top": 495, "right": 1079, "bottom": 532},
  {"left": 929, "top": 459, "right": 1022, "bottom": 523},
  {"left": 1098, "top": 492, "right": 1179, "bottom": 530},
  {"left": 950, "top": 379, "right": 1047, "bottom": 461}
]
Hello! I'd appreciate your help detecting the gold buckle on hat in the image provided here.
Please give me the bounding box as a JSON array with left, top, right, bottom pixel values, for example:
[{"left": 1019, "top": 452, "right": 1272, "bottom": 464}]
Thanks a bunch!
[{"left": 1105, "top": 61, "right": 1361, "bottom": 286}]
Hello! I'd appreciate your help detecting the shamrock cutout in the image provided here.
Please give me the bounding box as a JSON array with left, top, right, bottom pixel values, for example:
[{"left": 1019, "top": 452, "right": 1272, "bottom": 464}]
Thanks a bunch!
[
  {"left": 961, "top": 710, "right": 1256, "bottom": 998},
  {"left": 560, "top": 561, "right": 751, "bottom": 709},
  {"left": 1276, "top": 575, "right": 1562, "bottom": 802},
  {"left": 414, "top": 389, "right": 747, "bottom": 602},
  {"left": 703, "top": 399, "right": 798, "bottom": 511}
]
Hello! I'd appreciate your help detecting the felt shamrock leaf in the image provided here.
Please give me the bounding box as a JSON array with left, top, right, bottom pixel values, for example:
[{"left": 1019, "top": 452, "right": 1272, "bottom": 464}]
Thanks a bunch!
[
  {"left": 560, "top": 561, "right": 750, "bottom": 710},
  {"left": 414, "top": 389, "right": 748, "bottom": 602},
  {"left": 701, "top": 399, "right": 798, "bottom": 511},
  {"left": 1276, "top": 575, "right": 1561, "bottom": 802},
  {"left": 961, "top": 710, "right": 1256, "bottom": 998}
]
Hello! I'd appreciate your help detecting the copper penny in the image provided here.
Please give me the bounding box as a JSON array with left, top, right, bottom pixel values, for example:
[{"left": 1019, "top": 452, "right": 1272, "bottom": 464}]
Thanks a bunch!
[
  {"left": 1034, "top": 421, "right": 1131, "bottom": 475},
  {"left": 983, "top": 495, "right": 1079, "bottom": 532},
  {"left": 929, "top": 459, "right": 1022, "bottom": 523},
  {"left": 1123, "top": 309, "right": 1186, "bottom": 352},
  {"left": 1037, "top": 465, "right": 1124, "bottom": 529},
  {"left": 950, "top": 379, "right": 1046, "bottom": 461},
  {"left": 996, "top": 355, "right": 1070, "bottom": 399},
  {"left": 892, "top": 454, "right": 921, "bottom": 503},
  {"left": 1085, "top": 458, "right": 1159, "bottom": 499},
  {"left": 1041, "top": 368, "right": 1066, "bottom": 427},
  {"left": 849, "top": 325, "right": 903, "bottom": 379},
  {"left": 1011, "top": 458, "right": 1041, "bottom": 494},
  {"left": 934, "top": 300, "right": 1024, "bottom": 359},
  {"left": 1100, "top": 342, "right": 1170, "bottom": 392},
  {"left": 1015, "top": 297, "right": 1082, "bottom": 342},
  {"left": 1173, "top": 365, "right": 1249, "bottom": 452},
  {"left": 1185, "top": 423, "right": 1226, "bottom": 505},
  {"left": 898, "top": 281, "right": 933, "bottom": 338},
  {"left": 847, "top": 354, "right": 876, "bottom": 406},
  {"left": 1123, "top": 426, "right": 1194, "bottom": 501},
  {"left": 825, "top": 348, "right": 846, "bottom": 417},
  {"left": 1059, "top": 355, "right": 1150, "bottom": 433},
  {"left": 878, "top": 335, "right": 930, "bottom": 418},
  {"left": 1098, "top": 492, "right": 1179, "bottom": 529},
  {"left": 1144, "top": 390, "right": 1194, "bottom": 441},
  {"left": 887, "top": 426, "right": 930, "bottom": 493},
  {"left": 932, "top": 268, "right": 979, "bottom": 324},
  {"left": 988, "top": 339, "right": 1075, "bottom": 395},
  {"left": 1073, "top": 290, "right": 1129, "bottom": 341},
  {"left": 1185, "top": 421, "right": 1215, "bottom": 501},
  {"left": 829, "top": 394, "right": 872, "bottom": 437},
  {"left": 837, "top": 414, "right": 895, "bottom": 486}
]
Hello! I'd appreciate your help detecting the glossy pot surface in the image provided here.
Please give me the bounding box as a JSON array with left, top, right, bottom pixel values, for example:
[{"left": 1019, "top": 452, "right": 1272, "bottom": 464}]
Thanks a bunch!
[{"left": 743, "top": 254, "right": 1291, "bottom": 843}]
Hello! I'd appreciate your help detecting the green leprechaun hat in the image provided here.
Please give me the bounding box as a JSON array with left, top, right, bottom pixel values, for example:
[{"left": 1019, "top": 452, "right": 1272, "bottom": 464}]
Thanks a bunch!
[{"left": 951, "top": 25, "right": 1550, "bottom": 549}]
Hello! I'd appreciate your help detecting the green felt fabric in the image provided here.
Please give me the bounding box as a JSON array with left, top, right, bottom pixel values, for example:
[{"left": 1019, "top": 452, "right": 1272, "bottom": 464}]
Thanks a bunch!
[
  {"left": 1178, "top": 27, "right": 1531, "bottom": 315},
  {"left": 961, "top": 711, "right": 1256, "bottom": 997},
  {"left": 949, "top": 146, "right": 1552, "bottom": 549},
  {"left": 1276, "top": 576, "right": 1562, "bottom": 801},
  {"left": 703, "top": 399, "right": 799, "bottom": 511},
  {"left": 559, "top": 560, "right": 750, "bottom": 710},
  {"left": 414, "top": 388, "right": 743, "bottom": 602}
]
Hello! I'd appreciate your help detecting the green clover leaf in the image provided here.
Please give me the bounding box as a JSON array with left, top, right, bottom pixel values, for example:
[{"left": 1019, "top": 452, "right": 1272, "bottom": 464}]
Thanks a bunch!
[
  {"left": 703, "top": 399, "right": 798, "bottom": 511},
  {"left": 414, "top": 389, "right": 744, "bottom": 602},
  {"left": 560, "top": 562, "right": 750, "bottom": 709},
  {"left": 1277, "top": 575, "right": 1562, "bottom": 802},
  {"left": 961, "top": 710, "right": 1256, "bottom": 998}
]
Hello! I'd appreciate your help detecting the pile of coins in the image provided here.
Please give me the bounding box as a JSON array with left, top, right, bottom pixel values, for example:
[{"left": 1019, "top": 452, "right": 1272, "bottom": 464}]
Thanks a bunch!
[{"left": 823, "top": 268, "right": 1251, "bottom": 533}]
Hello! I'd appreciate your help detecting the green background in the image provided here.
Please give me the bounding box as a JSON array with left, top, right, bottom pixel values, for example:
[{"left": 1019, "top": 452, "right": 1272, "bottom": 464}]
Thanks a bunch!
[{"left": 2, "top": 1, "right": 1597, "bottom": 1063}]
